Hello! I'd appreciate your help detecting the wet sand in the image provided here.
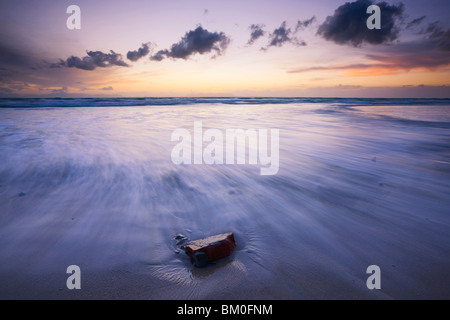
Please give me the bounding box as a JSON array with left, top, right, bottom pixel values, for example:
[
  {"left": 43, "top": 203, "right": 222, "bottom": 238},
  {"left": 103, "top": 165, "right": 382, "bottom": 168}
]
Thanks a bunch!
[{"left": 1, "top": 102, "right": 450, "bottom": 299}]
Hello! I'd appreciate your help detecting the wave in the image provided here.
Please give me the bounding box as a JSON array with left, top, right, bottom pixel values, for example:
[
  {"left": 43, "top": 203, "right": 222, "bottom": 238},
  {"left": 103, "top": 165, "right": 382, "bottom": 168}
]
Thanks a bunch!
[
  {"left": 1, "top": 100, "right": 450, "bottom": 298},
  {"left": 1, "top": 97, "right": 449, "bottom": 108}
]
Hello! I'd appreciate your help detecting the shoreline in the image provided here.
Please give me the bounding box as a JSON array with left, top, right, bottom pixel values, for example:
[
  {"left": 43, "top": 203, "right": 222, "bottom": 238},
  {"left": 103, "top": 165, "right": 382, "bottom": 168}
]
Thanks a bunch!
[{"left": 1, "top": 103, "right": 449, "bottom": 300}]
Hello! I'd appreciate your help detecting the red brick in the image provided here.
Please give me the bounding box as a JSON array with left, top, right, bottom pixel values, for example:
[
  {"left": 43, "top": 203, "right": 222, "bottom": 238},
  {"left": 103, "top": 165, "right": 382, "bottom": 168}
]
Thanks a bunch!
[{"left": 185, "top": 232, "right": 236, "bottom": 267}]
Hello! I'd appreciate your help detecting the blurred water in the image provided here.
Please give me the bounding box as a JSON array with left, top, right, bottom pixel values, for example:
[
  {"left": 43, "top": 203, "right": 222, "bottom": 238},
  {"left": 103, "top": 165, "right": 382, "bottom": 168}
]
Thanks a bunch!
[{"left": 0, "top": 100, "right": 449, "bottom": 298}]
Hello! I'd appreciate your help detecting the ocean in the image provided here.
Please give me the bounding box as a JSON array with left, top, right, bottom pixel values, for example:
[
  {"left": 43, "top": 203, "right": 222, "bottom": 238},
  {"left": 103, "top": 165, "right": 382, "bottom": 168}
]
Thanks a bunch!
[{"left": 0, "top": 98, "right": 449, "bottom": 299}]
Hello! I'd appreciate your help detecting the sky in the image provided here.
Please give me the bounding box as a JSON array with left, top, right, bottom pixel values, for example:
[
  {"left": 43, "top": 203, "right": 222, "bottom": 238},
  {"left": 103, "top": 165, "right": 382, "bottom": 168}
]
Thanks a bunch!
[{"left": 0, "top": 0, "right": 449, "bottom": 98}]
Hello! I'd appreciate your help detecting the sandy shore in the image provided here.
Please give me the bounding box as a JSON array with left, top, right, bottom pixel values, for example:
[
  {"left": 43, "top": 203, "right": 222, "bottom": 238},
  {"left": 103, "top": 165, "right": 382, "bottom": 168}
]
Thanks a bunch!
[
  {"left": 1, "top": 103, "right": 450, "bottom": 299},
  {"left": 1, "top": 224, "right": 449, "bottom": 300}
]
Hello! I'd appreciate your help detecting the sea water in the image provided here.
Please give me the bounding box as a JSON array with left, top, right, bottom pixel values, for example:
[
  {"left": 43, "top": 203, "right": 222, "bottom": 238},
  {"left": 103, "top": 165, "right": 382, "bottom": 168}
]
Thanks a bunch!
[{"left": 0, "top": 98, "right": 449, "bottom": 298}]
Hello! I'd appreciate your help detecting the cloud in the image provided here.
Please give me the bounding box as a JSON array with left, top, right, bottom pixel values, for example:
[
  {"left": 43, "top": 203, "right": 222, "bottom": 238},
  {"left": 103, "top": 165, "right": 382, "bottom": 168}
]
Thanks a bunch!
[
  {"left": 150, "top": 50, "right": 167, "bottom": 62},
  {"left": 288, "top": 39, "right": 450, "bottom": 76},
  {"left": 295, "top": 16, "right": 316, "bottom": 33},
  {"left": 437, "top": 31, "right": 450, "bottom": 51},
  {"left": 101, "top": 86, "right": 114, "bottom": 91},
  {"left": 53, "top": 50, "right": 129, "bottom": 71},
  {"left": 263, "top": 21, "right": 306, "bottom": 50},
  {"left": 51, "top": 86, "right": 68, "bottom": 94},
  {"left": 421, "top": 21, "right": 450, "bottom": 51},
  {"left": 247, "top": 24, "right": 266, "bottom": 45},
  {"left": 366, "top": 41, "right": 450, "bottom": 68},
  {"left": 0, "top": 44, "right": 35, "bottom": 71},
  {"left": 296, "top": 8, "right": 449, "bottom": 77},
  {"left": 127, "top": 43, "right": 151, "bottom": 62},
  {"left": 289, "top": 63, "right": 384, "bottom": 74},
  {"left": 0, "top": 80, "right": 30, "bottom": 93},
  {"left": 0, "top": 40, "right": 48, "bottom": 81},
  {"left": 317, "top": 0, "right": 404, "bottom": 46},
  {"left": 422, "top": 21, "right": 445, "bottom": 39},
  {"left": 0, "top": 86, "right": 13, "bottom": 94},
  {"left": 268, "top": 22, "right": 293, "bottom": 47},
  {"left": 150, "top": 26, "right": 230, "bottom": 61},
  {"left": 406, "top": 16, "right": 426, "bottom": 29}
]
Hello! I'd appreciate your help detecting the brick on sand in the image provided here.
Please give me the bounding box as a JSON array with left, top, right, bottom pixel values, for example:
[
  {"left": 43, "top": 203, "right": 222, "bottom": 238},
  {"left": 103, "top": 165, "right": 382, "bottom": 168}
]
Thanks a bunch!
[{"left": 185, "top": 232, "right": 236, "bottom": 267}]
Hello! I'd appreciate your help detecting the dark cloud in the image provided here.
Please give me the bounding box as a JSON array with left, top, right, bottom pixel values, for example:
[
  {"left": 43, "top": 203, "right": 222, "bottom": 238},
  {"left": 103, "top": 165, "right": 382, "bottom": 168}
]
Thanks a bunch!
[
  {"left": 437, "top": 31, "right": 450, "bottom": 51},
  {"left": 54, "top": 50, "right": 129, "bottom": 71},
  {"left": 317, "top": 0, "right": 404, "bottom": 46},
  {"left": 49, "top": 60, "right": 65, "bottom": 69},
  {"left": 150, "top": 26, "right": 230, "bottom": 61},
  {"left": 421, "top": 22, "right": 450, "bottom": 51},
  {"left": 247, "top": 24, "right": 266, "bottom": 45},
  {"left": 295, "top": 16, "right": 316, "bottom": 33},
  {"left": 289, "top": 38, "right": 450, "bottom": 75},
  {"left": 0, "top": 44, "right": 34, "bottom": 70},
  {"left": 0, "top": 41, "right": 47, "bottom": 81},
  {"left": 263, "top": 21, "right": 306, "bottom": 50},
  {"left": 150, "top": 50, "right": 167, "bottom": 62},
  {"left": 423, "top": 21, "right": 445, "bottom": 39},
  {"left": 367, "top": 44, "right": 450, "bottom": 69},
  {"left": 406, "top": 16, "right": 426, "bottom": 29},
  {"left": 268, "top": 22, "right": 292, "bottom": 47},
  {"left": 101, "top": 86, "right": 114, "bottom": 91},
  {"left": 127, "top": 43, "right": 151, "bottom": 62}
]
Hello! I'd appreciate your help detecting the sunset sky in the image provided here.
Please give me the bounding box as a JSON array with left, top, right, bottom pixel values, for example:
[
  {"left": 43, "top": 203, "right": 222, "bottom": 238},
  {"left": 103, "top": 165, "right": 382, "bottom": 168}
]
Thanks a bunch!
[{"left": 0, "top": 0, "right": 449, "bottom": 98}]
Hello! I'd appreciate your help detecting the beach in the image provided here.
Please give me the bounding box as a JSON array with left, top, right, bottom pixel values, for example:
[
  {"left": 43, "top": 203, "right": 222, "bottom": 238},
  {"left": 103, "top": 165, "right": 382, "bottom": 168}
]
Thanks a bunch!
[{"left": 0, "top": 98, "right": 449, "bottom": 299}]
